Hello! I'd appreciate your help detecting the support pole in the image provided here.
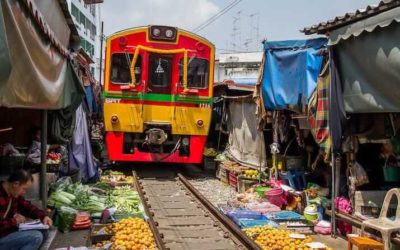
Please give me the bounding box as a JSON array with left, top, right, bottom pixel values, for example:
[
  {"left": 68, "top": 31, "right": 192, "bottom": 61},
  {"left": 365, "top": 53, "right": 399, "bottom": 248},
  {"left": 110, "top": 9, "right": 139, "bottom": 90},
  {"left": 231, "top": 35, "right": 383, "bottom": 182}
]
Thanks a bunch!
[
  {"left": 40, "top": 110, "right": 48, "bottom": 209},
  {"left": 331, "top": 154, "right": 342, "bottom": 237},
  {"left": 331, "top": 154, "right": 336, "bottom": 237},
  {"left": 98, "top": 21, "right": 104, "bottom": 86},
  {"left": 217, "top": 97, "right": 226, "bottom": 151}
]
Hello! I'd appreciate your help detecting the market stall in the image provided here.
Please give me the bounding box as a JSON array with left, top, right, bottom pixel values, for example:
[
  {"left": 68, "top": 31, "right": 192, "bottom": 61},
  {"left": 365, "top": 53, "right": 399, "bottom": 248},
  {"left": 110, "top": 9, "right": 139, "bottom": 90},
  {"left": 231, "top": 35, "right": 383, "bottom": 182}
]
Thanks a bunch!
[
  {"left": 0, "top": 0, "right": 85, "bottom": 208},
  {"left": 300, "top": 1, "right": 400, "bottom": 249},
  {"left": 49, "top": 171, "right": 157, "bottom": 250}
]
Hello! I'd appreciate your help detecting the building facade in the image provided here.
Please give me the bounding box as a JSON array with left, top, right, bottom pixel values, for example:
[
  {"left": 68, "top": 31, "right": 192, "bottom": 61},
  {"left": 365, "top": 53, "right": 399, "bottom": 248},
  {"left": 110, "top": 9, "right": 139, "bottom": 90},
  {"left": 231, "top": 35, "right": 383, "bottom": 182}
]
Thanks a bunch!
[
  {"left": 214, "top": 52, "right": 263, "bottom": 86},
  {"left": 66, "top": 0, "right": 102, "bottom": 80}
]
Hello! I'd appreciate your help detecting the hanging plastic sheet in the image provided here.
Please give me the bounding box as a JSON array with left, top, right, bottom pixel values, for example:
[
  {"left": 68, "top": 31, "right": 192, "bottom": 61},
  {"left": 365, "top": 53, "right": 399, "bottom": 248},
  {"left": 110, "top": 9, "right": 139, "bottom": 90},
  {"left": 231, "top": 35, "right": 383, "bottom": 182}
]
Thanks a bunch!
[
  {"left": 261, "top": 38, "right": 327, "bottom": 110},
  {"left": 225, "top": 96, "right": 267, "bottom": 169}
]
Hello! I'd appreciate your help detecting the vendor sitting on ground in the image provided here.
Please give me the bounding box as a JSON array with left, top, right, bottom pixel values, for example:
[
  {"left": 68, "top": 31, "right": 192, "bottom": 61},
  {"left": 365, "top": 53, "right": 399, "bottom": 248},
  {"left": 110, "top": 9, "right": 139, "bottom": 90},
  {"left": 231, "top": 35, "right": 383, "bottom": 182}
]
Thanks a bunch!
[{"left": 0, "top": 169, "right": 53, "bottom": 250}]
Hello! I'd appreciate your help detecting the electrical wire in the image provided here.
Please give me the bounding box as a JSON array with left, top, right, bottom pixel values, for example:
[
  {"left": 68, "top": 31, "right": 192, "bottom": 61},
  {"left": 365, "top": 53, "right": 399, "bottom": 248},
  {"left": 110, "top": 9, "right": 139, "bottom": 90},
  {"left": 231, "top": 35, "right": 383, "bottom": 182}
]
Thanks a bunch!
[
  {"left": 193, "top": 0, "right": 241, "bottom": 33},
  {"left": 192, "top": 0, "right": 242, "bottom": 33}
]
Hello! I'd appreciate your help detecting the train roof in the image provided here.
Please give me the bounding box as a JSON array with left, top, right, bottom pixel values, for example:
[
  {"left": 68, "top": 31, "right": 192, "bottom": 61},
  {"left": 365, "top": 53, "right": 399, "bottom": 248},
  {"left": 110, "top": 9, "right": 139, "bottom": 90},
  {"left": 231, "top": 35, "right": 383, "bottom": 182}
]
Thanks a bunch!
[{"left": 106, "top": 25, "right": 215, "bottom": 48}]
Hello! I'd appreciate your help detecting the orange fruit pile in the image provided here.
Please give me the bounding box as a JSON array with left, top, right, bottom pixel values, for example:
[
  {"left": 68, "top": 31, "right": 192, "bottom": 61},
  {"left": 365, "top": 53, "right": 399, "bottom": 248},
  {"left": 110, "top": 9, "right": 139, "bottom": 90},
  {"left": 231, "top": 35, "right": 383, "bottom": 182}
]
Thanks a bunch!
[
  {"left": 244, "top": 226, "right": 333, "bottom": 250},
  {"left": 110, "top": 218, "right": 156, "bottom": 250}
]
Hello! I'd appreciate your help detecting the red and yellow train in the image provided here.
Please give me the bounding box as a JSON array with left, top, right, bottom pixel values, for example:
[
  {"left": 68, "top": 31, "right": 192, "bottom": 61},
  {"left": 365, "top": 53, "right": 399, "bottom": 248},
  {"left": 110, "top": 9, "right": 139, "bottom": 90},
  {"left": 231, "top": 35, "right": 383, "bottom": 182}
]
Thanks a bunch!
[{"left": 103, "top": 25, "right": 214, "bottom": 164}]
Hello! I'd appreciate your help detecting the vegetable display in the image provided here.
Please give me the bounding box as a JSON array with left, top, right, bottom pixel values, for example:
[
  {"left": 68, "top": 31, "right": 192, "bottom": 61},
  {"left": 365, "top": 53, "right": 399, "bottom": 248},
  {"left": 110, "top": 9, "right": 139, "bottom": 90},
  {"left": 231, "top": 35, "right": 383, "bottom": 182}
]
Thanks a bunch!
[{"left": 106, "top": 186, "right": 141, "bottom": 214}]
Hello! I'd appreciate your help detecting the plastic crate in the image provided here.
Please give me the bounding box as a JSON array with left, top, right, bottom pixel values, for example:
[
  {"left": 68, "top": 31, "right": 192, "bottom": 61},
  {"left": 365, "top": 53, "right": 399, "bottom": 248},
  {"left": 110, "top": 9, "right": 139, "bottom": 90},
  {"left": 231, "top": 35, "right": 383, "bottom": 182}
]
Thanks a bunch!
[
  {"left": 219, "top": 166, "right": 229, "bottom": 185},
  {"left": 239, "top": 219, "right": 278, "bottom": 229},
  {"left": 115, "top": 211, "right": 144, "bottom": 221},
  {"left": 383, "top": 165, "right": 400, "bottom": 182},
  {"left": 228, "top": 210, "right": 264, "bottom": 221},
  {"left": 237, "top": 177, "right": 258, "bottom": 193},
  {"left": 265, "top": 211, "right": 302, "bottom": 220},
  {"left": 229, "top": 171, "right": 238, "bottom": 190}
]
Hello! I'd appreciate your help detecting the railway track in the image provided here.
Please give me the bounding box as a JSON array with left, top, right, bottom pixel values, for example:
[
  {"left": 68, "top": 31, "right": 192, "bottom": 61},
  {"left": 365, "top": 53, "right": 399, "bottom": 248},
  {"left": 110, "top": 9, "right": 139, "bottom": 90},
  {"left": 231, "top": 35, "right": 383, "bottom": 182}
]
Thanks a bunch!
[{"left": 132, "top": 169, "right": 260, "bottom": 250}]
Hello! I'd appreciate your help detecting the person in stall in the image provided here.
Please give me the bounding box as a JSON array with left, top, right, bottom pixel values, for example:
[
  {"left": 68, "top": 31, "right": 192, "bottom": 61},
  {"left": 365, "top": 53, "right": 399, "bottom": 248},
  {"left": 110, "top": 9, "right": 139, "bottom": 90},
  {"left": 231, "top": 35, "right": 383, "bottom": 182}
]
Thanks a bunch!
[
  {"left": 0, "top": 169, "right": 53, "bottom": 250},
  {"left": 26, "top": 127, "right": 66, "bottom": 167}
]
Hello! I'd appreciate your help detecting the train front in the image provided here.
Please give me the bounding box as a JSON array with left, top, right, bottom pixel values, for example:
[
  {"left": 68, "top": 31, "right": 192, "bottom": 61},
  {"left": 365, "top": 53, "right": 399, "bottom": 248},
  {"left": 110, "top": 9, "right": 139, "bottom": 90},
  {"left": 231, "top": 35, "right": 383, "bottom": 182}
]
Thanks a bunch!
[{"left": 103, "top": 25, "right": 214, "bottom": 164}]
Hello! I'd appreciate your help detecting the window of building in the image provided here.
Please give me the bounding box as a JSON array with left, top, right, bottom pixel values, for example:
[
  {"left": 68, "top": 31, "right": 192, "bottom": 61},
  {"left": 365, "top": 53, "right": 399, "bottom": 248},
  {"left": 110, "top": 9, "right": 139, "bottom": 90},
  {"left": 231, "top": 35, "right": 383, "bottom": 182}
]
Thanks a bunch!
[
  {"left": 71, "top": 3, "right": 79, "bottom": 21},
  {"left": 79, "top": 11, "right": 85, "bottom": 26},
  {"left": 149, "top": 54, "right": 172, "bottom": 87},
  {"left": 90, "top": 5, "right": 96, "bottom": 17},
  {"left": 110, "top": 53, "right": 142, "bottom": 85},
  {"left": 179, "top": 58, "right": 209, "bottom": 89}
]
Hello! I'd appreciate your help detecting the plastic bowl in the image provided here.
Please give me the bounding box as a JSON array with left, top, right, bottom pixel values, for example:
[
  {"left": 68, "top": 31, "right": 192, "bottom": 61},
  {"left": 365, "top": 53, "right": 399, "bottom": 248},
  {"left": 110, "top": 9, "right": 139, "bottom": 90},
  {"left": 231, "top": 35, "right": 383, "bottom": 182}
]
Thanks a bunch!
[
  {"left": 255, "top": 187, "right": 271, "bottom": 198},
  {"left": 304, "top": 212, "right": 318, "bottom": 221}
]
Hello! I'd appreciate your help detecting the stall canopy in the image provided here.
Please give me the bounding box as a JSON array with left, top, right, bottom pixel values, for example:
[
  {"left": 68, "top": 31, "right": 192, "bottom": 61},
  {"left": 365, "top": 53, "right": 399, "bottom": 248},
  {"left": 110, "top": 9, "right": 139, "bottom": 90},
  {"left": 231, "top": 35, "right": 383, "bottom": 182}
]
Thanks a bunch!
[
  {"left": 302, "top": 1, "right": 400, "bottom": 113},
  {"left": 0, "top": 0, "right": 84, "bottom": 109},
  {"left": 261, "top": 38, "right": 327, "bottom": 110}
]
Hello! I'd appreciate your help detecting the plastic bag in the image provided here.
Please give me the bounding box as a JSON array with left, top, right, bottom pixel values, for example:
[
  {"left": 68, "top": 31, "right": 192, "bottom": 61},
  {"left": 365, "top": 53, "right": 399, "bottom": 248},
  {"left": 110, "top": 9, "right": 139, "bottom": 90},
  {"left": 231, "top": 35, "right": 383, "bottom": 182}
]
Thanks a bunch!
[
  {"left": 58, "top": 206, "right": 77, "bottom": 233},
  {"left": 50, "top": 177, "right": 72, "bottom": 193},
  {"left": 349, "top": 162, "right": 369, "bottom": 187}
]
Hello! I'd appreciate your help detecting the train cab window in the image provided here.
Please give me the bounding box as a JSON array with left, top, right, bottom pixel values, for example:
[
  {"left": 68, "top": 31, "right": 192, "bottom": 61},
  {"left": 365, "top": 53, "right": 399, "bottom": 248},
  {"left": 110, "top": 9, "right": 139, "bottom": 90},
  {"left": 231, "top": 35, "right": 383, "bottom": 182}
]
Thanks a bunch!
[
  {"left": 110, "top": 53, "right": 142, "bottom": 84},
  {"left": 149, "top": 54, "right": 172, "bottom": 87},
  {"left": 179, "top": 58, "right": 209, "bottom": 89}
]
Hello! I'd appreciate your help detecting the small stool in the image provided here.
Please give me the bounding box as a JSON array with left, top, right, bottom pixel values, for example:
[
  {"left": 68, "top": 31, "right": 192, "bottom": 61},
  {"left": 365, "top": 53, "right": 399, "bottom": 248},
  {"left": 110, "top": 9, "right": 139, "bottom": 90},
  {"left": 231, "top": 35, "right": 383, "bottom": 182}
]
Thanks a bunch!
[
  {"left": 347, "top": 236, "right": 384, "bottom": 250},
  {"left": 279, "top": 170, "right": 306, "bottom": 190}
]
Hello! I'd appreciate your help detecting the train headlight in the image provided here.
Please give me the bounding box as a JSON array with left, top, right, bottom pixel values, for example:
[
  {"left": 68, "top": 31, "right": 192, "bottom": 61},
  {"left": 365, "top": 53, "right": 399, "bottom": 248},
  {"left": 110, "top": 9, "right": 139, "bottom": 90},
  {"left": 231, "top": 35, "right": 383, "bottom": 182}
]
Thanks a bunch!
[
  {"left": 182, "top": 137, "right": 190, "bottom": 146},
  {"left": 111, "top": 115, "right": 119, "bottom": 124},
  {"left": 196, "top": 119, "right": 204, "bottom": 128},
  {"left": 149, "top": 26, "right": 177, "bottom": 42},
  {"left": 165, "top": 29, "right": 174, "bottom": 38},
  {"left": 152, "top": 28, "right": 161, "bottom": 37}
]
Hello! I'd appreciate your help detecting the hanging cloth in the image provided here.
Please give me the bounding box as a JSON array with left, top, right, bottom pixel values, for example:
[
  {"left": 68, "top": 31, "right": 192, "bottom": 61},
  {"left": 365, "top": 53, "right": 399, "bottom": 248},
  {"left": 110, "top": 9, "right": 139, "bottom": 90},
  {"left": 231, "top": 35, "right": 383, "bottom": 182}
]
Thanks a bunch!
[
  {"left": 308, "top": 62, "right": 331, "bottom": 160},
  {"left": 68, "top": 104, "right": 96, "bottom": 182}
]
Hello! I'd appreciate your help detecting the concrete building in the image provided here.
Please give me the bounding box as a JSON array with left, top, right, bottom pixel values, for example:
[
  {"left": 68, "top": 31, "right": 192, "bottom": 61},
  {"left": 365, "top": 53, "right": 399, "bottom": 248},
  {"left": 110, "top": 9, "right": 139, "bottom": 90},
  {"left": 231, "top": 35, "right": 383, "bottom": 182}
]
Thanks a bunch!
[
  {"left": 66, "top": 0, "right": 103, "bottom": 80},
  {"left": 214, "top": 52, "right": 263, "bottom": 87}
]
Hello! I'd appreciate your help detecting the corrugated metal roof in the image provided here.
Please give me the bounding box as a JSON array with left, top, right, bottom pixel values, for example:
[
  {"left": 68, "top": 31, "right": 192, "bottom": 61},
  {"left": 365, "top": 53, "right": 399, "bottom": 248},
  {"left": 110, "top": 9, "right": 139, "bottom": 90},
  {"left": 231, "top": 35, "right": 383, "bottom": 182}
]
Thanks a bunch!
[{"left": 301, "top": 0, "right": 400, "bottom": 35}]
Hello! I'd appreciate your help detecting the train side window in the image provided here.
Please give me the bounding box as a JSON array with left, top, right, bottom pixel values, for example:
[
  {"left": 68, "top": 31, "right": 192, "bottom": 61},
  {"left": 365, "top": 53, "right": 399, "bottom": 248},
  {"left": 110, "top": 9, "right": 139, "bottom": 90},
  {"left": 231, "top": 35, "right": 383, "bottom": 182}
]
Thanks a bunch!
[
  {"left": 179, "top": 58, "right": 209, "bottom": 89},
  {"left": 149, "top": 54, "right": 172, "bottom": 87},
  {"left": 110, "top": 53, "right": 142, "bottom": 84}
]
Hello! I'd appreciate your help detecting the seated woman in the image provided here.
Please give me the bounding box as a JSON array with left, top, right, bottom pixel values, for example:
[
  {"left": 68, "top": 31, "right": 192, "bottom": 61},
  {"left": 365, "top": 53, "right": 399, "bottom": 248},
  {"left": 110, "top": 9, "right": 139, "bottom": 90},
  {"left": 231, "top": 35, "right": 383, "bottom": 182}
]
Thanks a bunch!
[{"left": 0, "top": 170, "right": 52, "bottom": 250}]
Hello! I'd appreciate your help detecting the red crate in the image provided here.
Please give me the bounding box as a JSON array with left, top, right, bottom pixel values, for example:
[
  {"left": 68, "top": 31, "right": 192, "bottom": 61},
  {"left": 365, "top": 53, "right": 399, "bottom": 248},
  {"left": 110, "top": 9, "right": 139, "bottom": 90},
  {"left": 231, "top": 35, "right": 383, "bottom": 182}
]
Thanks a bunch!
[{"left": 229, "top": 171, "right": 238, "bottom": 190}]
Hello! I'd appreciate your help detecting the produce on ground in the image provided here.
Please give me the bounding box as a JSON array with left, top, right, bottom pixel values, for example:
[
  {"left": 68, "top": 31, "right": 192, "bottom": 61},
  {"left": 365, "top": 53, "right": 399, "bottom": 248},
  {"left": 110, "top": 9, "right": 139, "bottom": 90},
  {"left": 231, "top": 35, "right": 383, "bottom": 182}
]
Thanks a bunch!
[
  {"left": 48, "top": 183, "right": 106, "bottom": 214},
  {"left": 101, "top": 174, "right": 134, "bottom": 183},
  {"left": 58, "top": 206, "right": 77, "bottom": 233},
  {"left": 72, "top": 212, "right": 91, "bottom": 230},
  {"left": 109, "top": 217, "right": 156, "bottom": 250},
  {"left": 106, "top": 186, "right": 141, "bottom": 214},
  {"left": 242, "top": 169, "right": 267, "bottom": 179},
  {"left": 244, "top": 226, "right": 332, "bottom": 250},
  {"left": 92, "top": 240, "right": 112, "bottom": 249}
]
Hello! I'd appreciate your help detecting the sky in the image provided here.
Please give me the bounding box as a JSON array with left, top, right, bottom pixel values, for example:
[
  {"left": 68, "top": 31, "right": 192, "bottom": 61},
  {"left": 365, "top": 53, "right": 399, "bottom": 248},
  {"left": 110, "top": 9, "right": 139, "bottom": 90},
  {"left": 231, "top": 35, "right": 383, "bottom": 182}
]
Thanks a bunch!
[{"left": 101, "top": 0, "right": 379, "bottom": 54}]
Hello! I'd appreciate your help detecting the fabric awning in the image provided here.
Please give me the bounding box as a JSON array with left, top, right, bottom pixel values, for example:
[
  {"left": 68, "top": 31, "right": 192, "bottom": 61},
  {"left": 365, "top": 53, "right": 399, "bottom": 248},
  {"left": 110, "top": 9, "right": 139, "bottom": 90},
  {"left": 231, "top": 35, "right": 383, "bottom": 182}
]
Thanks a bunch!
[
  {"left": 261, "top": 38, "right": 327, "bottom": 110},
  {"left": 334, "top": 19, "right": 400, "bottom": 113},
  {"left": 329, "top": 6, "right": 400, "bottom": 46},
  {"left": 0, "top": 0, "right": 84, "bottom": 109}
]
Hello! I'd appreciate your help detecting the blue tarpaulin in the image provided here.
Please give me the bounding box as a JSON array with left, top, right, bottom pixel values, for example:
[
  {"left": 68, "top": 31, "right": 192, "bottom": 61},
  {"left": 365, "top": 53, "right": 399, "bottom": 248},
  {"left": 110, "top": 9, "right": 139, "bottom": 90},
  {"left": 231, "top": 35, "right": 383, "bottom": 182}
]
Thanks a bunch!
[{"left": 261, "top": 38, "right": 327, "bottom": 110}]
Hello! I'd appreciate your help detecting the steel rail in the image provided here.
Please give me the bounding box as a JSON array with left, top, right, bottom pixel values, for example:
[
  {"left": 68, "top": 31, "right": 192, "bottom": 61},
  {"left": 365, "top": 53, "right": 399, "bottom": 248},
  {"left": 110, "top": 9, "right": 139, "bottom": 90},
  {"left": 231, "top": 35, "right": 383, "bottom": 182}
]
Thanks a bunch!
[
  {"left": 132, "top": 171, "right": 166, "bottom": 250},
  {"left": 177, "top": 173, "right": 261, "bottom": 250}
]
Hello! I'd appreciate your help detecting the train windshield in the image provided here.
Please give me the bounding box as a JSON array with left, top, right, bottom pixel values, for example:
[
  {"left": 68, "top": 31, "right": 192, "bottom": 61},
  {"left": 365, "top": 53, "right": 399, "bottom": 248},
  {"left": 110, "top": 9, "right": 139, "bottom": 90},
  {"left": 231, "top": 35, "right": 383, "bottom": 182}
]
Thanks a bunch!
[
  {"left": 149, "top": 54, "right": 172, "bottom": 88},
  {"left": 179, "top": 58, "right": 209, "bottom": 89},
  {"left": 110, "top": 53, "right": 142, "bottom": 84}
]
